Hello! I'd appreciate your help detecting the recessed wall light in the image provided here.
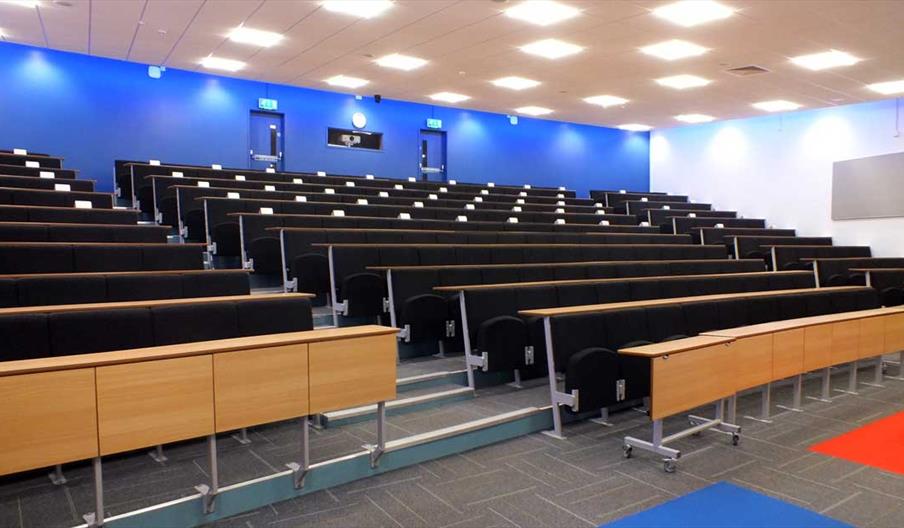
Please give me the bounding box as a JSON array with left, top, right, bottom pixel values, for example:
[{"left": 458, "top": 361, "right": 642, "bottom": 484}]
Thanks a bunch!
[
  {"left": 492, "top": 76, "right": 540, "bottom": 90},
  {"left": 322, "top": 0, "right": 393, "bottom": 18},
  {"left": 375, "top": 53, "right": 428, "bottom": 71},
  {"left": 430, "top": 92, "right": 471, "bottom": 103},
  {"left": 227, "top": 26, "right": 284, "bottom": 47},
  {"left": 584, "top": 95, "right": 628, "bottom": 107},
  {"left": 652, "top": 1, "right": 734, "bottom": 27},
  {"left": 1, "top": 0, "right": 40, "bottom": 7},
  {"left": 515, "top": 106, "right": 553, "bottom": 116},
  {"left": 200, "top": 56, "right": 245, "bottom": 72},
  {"left": 867, "top": 79, "right": 904, "bottom": 95},
  {"left": 618, "top": 124, "right": 653, "bottom": 132},
  {"left": 675, "top": 113, "right": 715, "bottom": 123},
  {"left": 505, "top": 0, "right": 579, "bottom": 26},
  {"left": 752, "top": 100, "right": 802, "bottom": 112},
  {"left": 656, "top": 74, "right": 711, "bottom": 89},
  {"left": 640, "top": 39, "right": 708, "bottom": 61},
  {"left": 520, "top": 38, "right": 583, "bottom": 59},
  {"left": 325, "top": 75, "right": 369, "bottom": 89},
  {"left": 790, "top": 49, "right": 860, "bottom": 71}
]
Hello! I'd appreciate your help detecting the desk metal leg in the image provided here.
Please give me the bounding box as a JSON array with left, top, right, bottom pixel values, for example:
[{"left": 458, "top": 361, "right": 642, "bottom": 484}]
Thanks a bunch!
[
  {"left": 287, "top": 417, "right": 310, "bottom": 489},
  {"left": 886, "top": 351, "right": 904, "bottom": 381},
  {"left": 624, "top": 398, "right": 740, "bottom": 473},
  {"left": 862, "top": 357, "right": 885, "bottom": 387},
  {"left": 746, "top": 383, "right": 773, "bottom": 423},
  {"left": 148, "top": 444, "right": 168, "bottom": 463},
  {"left": 808, "top": 368, "right": 833, "bottom": 402},
  {"left": 83, "top": 457, "right": 104, "bottom": 527},
  {"left": 48, "top": 464, "right": 67, "bottom": 485},
  {"left": 232, "top": 428, "right": 252, "bottom": 445},
  {"left": 777, "top": 375, "right": 805, "bottom": 413},
  {"left": 836, "top": 361, "right": 859, "bottom": 395},
  {"left": 367, "top": 402, "right": 387, "bottom": 468},
  {"left": 195, "top": 435, "right": 219, "bottom": 514},
  {"left": 541, "top": 316, "right": 568, "bottom": 440},
  {"left": 590, "top": 407, "right": 612, "bottom": 427}
]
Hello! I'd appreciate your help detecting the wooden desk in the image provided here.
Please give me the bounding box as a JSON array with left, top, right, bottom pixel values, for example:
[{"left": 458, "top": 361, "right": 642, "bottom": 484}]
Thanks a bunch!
[
  {"left": 369, "top": 258, "right": 755, "bottom": 272},
  {"left": 0, "top": 292, "right": 312, "bottom": 316}
]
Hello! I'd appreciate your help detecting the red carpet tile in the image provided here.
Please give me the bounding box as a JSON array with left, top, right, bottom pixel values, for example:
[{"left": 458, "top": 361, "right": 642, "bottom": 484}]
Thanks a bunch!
[{"left": 810, "top": 410, "right": 904, "bottom": 475}]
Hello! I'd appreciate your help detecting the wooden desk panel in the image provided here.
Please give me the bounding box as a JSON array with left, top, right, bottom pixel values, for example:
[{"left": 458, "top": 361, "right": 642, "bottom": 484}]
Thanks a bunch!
[
  {"left": 0, "top": 369, "right": 98, "bottom": 476},
  {"left": 309, "top": 334, "right": 397, "bottom": 414},
  {"left": 885, "top": 313, "right": 904, "bottom": 353},
  {"left": 858, "top": 317, "right": 885, "bottom": 360},
  {"left": 650, "top": 341, "right": 735, "bottom": 420},
  {"left": 831, "top": 320, "right": 860, "bottom": 365},
  {"left": 732, "top": 335, "right": 774, "bottom": 392},
  {"left": 803, "top": 324, "right": 833, "bottom": 371},
  {"left": 96, "top": 355, "right": 214, "bottom": 455},
  {"left": 214, "top": 344, "right": 309, "bottom": 432},
  {"left": 772, "top": 329, "right": 805, "bottom": 380}
]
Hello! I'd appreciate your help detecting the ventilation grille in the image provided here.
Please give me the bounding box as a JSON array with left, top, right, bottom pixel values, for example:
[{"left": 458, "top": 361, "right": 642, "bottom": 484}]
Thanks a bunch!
[{"left": 725, "top": 65, "right": 771, "bottom": 77}]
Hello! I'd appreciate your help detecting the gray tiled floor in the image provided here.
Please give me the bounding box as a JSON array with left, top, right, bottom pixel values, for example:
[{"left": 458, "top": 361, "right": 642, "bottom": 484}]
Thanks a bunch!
[{"left": 3, "top": 366, "right": 904, "bottom": 527}]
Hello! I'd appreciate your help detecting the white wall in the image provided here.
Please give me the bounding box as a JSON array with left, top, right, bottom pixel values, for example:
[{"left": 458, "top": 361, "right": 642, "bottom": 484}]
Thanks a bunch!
[{"left": 651, "top": 99, "right": 904, "bottom": 256}]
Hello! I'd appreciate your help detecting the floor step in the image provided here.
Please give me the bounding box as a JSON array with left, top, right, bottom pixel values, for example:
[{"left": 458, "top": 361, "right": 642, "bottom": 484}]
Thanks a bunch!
[
  {"left": 397, "top": 369, "right": 468, "bottom": 392},
  {"left": 320, "top": 386, "right": 475, "bottom": 427}
]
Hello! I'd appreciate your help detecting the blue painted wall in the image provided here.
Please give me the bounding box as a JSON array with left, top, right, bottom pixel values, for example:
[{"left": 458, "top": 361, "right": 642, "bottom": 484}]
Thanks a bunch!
[{"left": 0, "top": 42, "right": 649, "bottom": 196}]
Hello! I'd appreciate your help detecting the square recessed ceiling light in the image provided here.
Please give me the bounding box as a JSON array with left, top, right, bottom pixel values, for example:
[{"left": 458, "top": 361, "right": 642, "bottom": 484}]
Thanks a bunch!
[
  {"left": 505, "top": 0, "right": 579, "bottom": 26},
  {"left": 492, "top": 76, "right": 540, "bottom": 90},
  {"left": 515, "top": 106, "right": 553, "bottom": 116},
  {"left": 641, "top": 39, "right": 708, "bottom": 61},
  {"left": 752, "top": 100, "right": 802, "bottom": 112},
  {"left": 322, "top": 0, "right": 393, "bottom": 18},
  {"left": 656, "top": 74, "right": 711, "bottom": 89},
  {"left": 618, "top": 124, "right": 653, "bottom": 132},
  {"left": 790, "top": 49, "right": 860, "bottom": 71},
  {"left": 675, "top": 113, "right": 715, "bottom": 123},
  {"left": 325, "top": 75, "right": 369, "bottom": 89},
  {"left": 375, "top": 53, "right": 428, "bottom": 71},
  {"left": 1, "top": 0, "right": 39, "bottom": 7},
  {"left": 867, "top": 79, "right": 904, "bottom": 95},
  {"left": 520, "top": 38, "right": 583, "bottom": 59},
  {"left": 228, "top": 26, "right": 284, "bottom": 47},
  {"left": 430, "top": 92, "right": 471, "bottom": 103},
  {"left": 584, "top": 95, "right": 628, "bottom": 107},
  {"left": 653, "top": 1, "right": 734, "bottom": 27},
  {"left": 200, "top": 56, "right": 245, "bottom": 72}
]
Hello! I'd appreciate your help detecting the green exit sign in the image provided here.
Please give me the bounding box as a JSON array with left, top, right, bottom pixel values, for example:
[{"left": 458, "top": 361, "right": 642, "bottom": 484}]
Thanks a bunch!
[
  {"left": 426, "top": 118, "right": 443, "bottom": 129},
  {"left": 258, "top": 98, "right": 278, "bottom": 111}
]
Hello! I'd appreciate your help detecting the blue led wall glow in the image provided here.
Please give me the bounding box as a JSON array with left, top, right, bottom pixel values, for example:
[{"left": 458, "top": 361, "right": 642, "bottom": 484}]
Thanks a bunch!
[{"left": 0, "top": 42, "right": 649, "bottom": 194}]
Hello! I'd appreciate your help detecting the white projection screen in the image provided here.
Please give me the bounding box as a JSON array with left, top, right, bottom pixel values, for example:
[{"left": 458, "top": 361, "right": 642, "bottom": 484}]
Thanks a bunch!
[{"left": 832, "top": 151, "right": 904, "bottom": 220}]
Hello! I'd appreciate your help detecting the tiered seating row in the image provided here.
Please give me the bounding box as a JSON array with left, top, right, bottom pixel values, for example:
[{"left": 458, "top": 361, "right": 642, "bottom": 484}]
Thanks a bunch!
[{"left": 0, "top": 242, "right": 204, "bottom": 274}]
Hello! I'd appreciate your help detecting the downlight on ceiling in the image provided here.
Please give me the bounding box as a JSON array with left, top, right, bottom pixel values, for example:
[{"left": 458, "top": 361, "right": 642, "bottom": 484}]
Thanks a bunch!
[
  {"left": 430, "top": 92, "right": 470, "bottom": 103},
  {"left": 640, "top": 39, "right": 708, "bottom": 61},
  {"left": 656, "top": 74, "right": 711, "bottom": 89},
  {"left": 227, "top": 26, "right": 284, "bottom": 47},
  {"left": 520, "top": 38, "right": 583, "bottom": 59},
  {"left": 492, "top": 76, "right": 541, "bottom": 90},
  {"left": 515, "top": 106, "right": 553, "bottom": 116},
  {"left": 505, "top": 0, "right": 580, "bottom": 26},
  {"left": 652, "top": 1, "right": 735, "bottom": 27},
  {"left": 200, "top": 56, "right": 245, "bottom": 72},
  {"left": 325, "top": 75, "right": 369, "bottom": 89},
  {"left": 584, "top": 95, "right": 628, "bottom": 108},
  {"left": 322, "top": 0, "right": 393, "bottom": 18},
  {"left": 867, "top": 79, "right": 904, "bottom": 95},
  {"left": 618, "top": 124, "right": 653, "bottom": 132},
  {"left": 790, "top": 49, "right": 860, "bottom": 71},
  {"left": 752, "top": 100, "right": 802, "bottom": 112},
  {"left": 675, "top": 113, "right": 715, "bottom": 123},
  {"left": 375, "top": 53, "right": 428, "bottom": 71}
]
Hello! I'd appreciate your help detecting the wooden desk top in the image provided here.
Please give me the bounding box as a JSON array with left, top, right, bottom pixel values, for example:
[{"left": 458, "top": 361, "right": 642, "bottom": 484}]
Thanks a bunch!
[
  {"left": 0, "top": 268, "right": 248, "bottom": 279},
  {"left": 0, "top": 325, "right": 398, "bottom": 377},
  {"left": 0, "top": 173, "right": 91, "bottom": 182},
  {"left": 272, "top": 227, "right": 458, "bottom": 234},
  {"left": 368, "top": 258, "right": 758, "bottom": 272},
  {"left": 0, "top": 221, "right": 169, "bottom": 230},
  {"left": 701, "top": 307, "right": 903, "bottom": 338},
  {"left": 0, "top": 241, "right": 204, "bottom": 248},
  {"left": 317, "top": 243, "right": 702, "bottom": 249},
  {"left": 693, "top": 229, "right": 792, "bottom": 234},
  {"left": 0, "top": 204, "right": 138, "bottom": 213},
  {"left": 0, "top": 292, "right": 312, "bottom": 316},
  {"left": 518, "top": 286, "right": 865, "bottom": 317},
  {"left": 434, "top": 270, "right": 808, "bottom": 293},
  {"left": 850, "top": 268, "right": 904, "bottom": 272},
  {"left": 804, "top": 257, "right": 897, "bottom": 262},
  {"left": 271, "top": 226, "right": 680, "bottom": 238},
  {"left": 764, "top": 245, "right": 868, "bottom": 249},
  {"left": 0, "top": 185, "right": 100, "bottom": 195},
  {"left": 619, "top": 335, "right": 732, "bottom": 358}
]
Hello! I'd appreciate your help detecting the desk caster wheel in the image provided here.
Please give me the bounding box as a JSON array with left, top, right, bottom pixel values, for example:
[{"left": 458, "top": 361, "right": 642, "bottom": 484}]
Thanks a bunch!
[
  {"left": 663, "top": 458, "right": 676, "bottom": 473},
  {"left": 623, "top": 445, "right": 633, "bottom": 459},
  {"left": 731, "top": 433, "right": 740, "bottom": 446}
]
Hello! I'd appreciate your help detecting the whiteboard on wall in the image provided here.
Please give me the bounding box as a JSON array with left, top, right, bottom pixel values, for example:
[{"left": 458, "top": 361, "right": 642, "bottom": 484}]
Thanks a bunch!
[{"left": 832, "top": 151, "right": 904, "bottom": 220}]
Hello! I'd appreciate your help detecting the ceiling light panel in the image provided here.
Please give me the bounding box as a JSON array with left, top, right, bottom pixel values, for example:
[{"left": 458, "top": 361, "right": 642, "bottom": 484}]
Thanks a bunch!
[
  {"left": 492, "top": 76, "right": 540, "bottom": 90},
  {"left": 584, "top": 95, "right": 628, "bottom": 108},
  {"left": 618, "top": 124, "right": 653, "bottom": 131},
  {"left": 322, "top": 0, "right": 393, "bottom": 19},
  {"left": 200, "top": 56, "right": 245, "bottom": 72},
  {"left": 505, "top": 1, "right": 580, "bottom": 26},
  {"left": 640, "top": 39, "right": 708, "bottom": 61},
  {"left": 867, "top": 79, "right": 904, "bottom": 95},
  {"left": 375, "top": 53, "right": 428, "bottom": 71},
  {"left": 652, "top": 1, "right": 734, "bottom": 27},
  {"left": 430, "top": 92, "right": 470, "bottom": 103},
  {"left": 1, "top": 0, "right": 40, "bottom": 8},
  {"left": 752, "top": 100, "right": 802, "bottom": 112},
  {"left": 790, "top": 49, "right": 860, "bottom": 71},
  {"left": 228, "top": 27, "right": 284, "bottom": 47},
  {"left": 515, "top": 106, "right": 553, "bottom": 116},
  {"left": 675, "top": 113, "right": 715, "bottom": 123},
  {"left": 325, "top": 75, "right": 369, "bottom": 89},
  {"left": 656, "top": 74, "right": 711, "bottom": 89},
  {"left": 520, "top": 38, "right": 583, "bottom": 59}
]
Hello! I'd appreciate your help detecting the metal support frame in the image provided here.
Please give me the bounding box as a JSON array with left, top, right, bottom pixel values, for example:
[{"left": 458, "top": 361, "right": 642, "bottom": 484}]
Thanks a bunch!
[
  {"left": 862, "top": 356, "right": 885, "bottom": 388},
  {"left": 459, "top": 292, "right": 477, "bottom": 389},
  {"left": 148, "top": 444, "right": 168, "bottom": 463},
  {"left": 807, "top": 367, "right": 834, "bottom": 403},
  {"left": 365, "top": 402, "right": 387, "bottom": 468},
  {"left": 885, "top": 350, "right": 904, "bottom": 381},
  {"left": 48, "top": 464, "right": 67, "bottom": 486},
  {"left": 194, "top": 434, "right": 219, "bottom": 515},
  {"left": 745, "top": 383, "right": 773, "bottom": 423},
  {"left": 590, "top": 407, "right": 613, "bottom": 427},
  {"left": 286, "top": 417, "right": 310, "bottom": 489},
  {"left": 83, "top": 457, "right": 104, "bottom": 527},
  {"left": 279, "top": 230, "right": 292, "bottom": 293},
  {"left": 540, "top": 316, "right": 577, "bottom": 440},
  {"left": 835, "top": 361, "right": 859, "bottom": 395},
  {"left": 232, "top": 428, "right": 252, "bottom": 445},
  {"left": 386, "top": 270, "right": 398, "bottom": 329},
  {"left": 508, "top": 369, "right": 523, "bottom": 389},
  {"left": 777, "top": 375, "right": 805, "bottom": 413},
  {"left": 624, "top": 398, "right": 741, "bottom": 473},
  {"left": 327, "top": 246, "right": 340, "bottom": 327}
]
